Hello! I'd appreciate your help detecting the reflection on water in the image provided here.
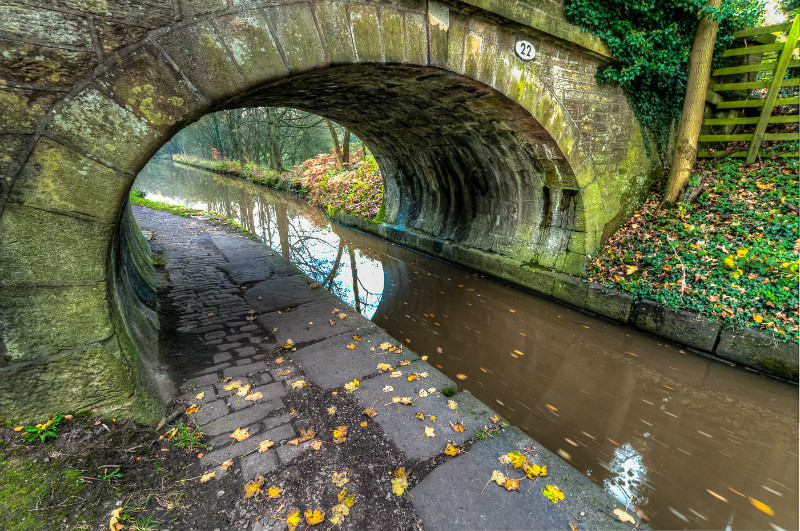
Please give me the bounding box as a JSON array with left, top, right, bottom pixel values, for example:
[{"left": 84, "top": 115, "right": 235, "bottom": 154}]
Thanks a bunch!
[{"left": 134, "top": 160, "right": 799, "bottom": 530}]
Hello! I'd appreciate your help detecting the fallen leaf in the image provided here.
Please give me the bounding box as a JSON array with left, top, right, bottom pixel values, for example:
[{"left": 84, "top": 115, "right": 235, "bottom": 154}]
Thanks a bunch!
[
  {"left": 363, "top": 408, "right": 378, "bottom": 418},
  {"left": 429, "top": 415, "right": 437, "bottom": 422},
  {"left": 391, "top": 397, "right": 413, "bottom": 405},
  {"left": 352, "top": 335, "right": 362, "bottom": 341},
  {"left": 542, "top": 484, "right": 565, "bottom": 503},
  {"left": 455, "top": 373, "right": 467, "bottom": 380},
  {"left": 525, "top": 464, "right": 547, "bottom": 478},
  {"left": 444, "top": 442, "right": 460, "bottom": 456},
  {"left": 504, "top": 478, "right": 520, "bottom": 491},
  {"left": 749, "top": 497, "right": 775, "bottom": 515},
  {"left": 421, "top": 355, "right": 428, "bottom": 360},
  {"left": 346, "top": 344, "right": 356, "bottom": 350},
  {"left": 223, "top": 380, "right": 242, "bottom": 391},
  {"left": 195, "top": 392, "right": 205, "bottom": 400},
  {"left": 507, "top": 451, "right": 528, "bottom": 469},
  {"left": 447, "top": 400, "right": 457, "bottom": 410},
  {"left": 288, "top": 429, "right": 316, "bottom": 445},
  {"left": 344, "top": 379, "right": 360, "bottom": 391},
  {"left": 236, "top": 384, "right": 251, "bottom": 397},
  {"left": 310, "top": 282, "right": 320, "bottom": 288},
  {"left": 310, "top": 439, "right": 323, "bottom": 450},
  {"left": 332, "top": 425, "right": 349, "bottom": 443},
  {"left": 398, "top": 360, "right": 411, "bottom": 366},
  {"left": 424, "top": 426, "right": 436, "bottom": 437},
  {"left": 109, "top": 508, "right": 124, "bottom": 531},
  {"left": 339, "top": 489, "right": 356, "bottom": 507},
  {"left": 245, "top": 392, "right": 263, "bottom": 402},
  {"left": 414, "top": 412, "right": 425, "bottom": 420},
  {"left": 390, "top": 371, "right": 403, "bottom": 378},
  {"left": 360, "top": 421, "right": 368, "bottom": 427},
  {"left": 330, "top": 319, "right": 336, "bottom": 326},
  {"left": 259, "top": 439, "right": 274, "bottom": 452},
  {"left": 490, "top": 470, "right": 506, "bottom": 485},
  {"left": 230, "top": 427, "right": 250, "bottom": 442},
  {"left": 329, "top": 504, "right": 349, "bottom": 525},
  {"left": 332, "top": 471, "right": 350, "bottom": 487},
  {"left": 376, "top": 363, "right": 393, "bottom": 372},
  {"left": 275, "top": 357, "right": 285, "bottom": 365},
  {"left": 200, "top": 470, "right": 216, "bottom": 483},
  {"left": 383, "top": 385, "right": 394, "bottom": 392},
  {"left": 267, "top": 486, "right": 282, "bottom": 498},
  {"left": 450, "top": 421, "right": 466, "bottom": 433},
  {"left": 291, "top": 379, "right": 307, "bottom": 389},
  {"left": 418, "top": 389, "right": 428, "bottom": 398},
  {"left": 185, "top": 404, "right": 199, "bottom": 415},
  {"left": 407, "top": 373, "right": 419, "bottom": 382},
  {"left": 613, "top": 508, "right": 636, "bottom": 524},
  {"left": 379, "top": 342, "right": 392, "bottom": 350},
  {"left": 490, "top": 415, "right": 500, "bottom": 423},
  {"left": 221, "top": 459, "right": 234, "bottom": 471},
  {"left": 278, "top": 369, "right": 291, "bottom": 377},
  {"left": 286, "top": 510, "right": 301, "bottom": 531},
  {"left": 338, "top": 313, "right": 347, "bottom": 319},
  {"left": 327, "top": 406, "right": 337, "bottom": 416},
  {"left": 305, "top": 509, "right": 324, "bottom": 525},
  {"left": 391, "top": 467, "right": 409, "bottom": 495},
  {"left": 428, "top": 387, "right": 436, "bottom": 393},
  {"left": 244, "top": 474, "right": 264, "bottom": 498}
]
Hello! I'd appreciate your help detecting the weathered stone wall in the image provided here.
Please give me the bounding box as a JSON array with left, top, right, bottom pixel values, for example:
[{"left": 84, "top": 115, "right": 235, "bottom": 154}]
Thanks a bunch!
[{"left": 0, "top": 0, "right": 658, "bottom": 423}]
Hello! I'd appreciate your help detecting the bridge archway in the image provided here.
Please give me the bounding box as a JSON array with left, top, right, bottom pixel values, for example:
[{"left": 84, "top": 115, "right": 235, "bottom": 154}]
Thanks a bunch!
[{"left": 0, "top": 0, "right": 656, "bottom": 423}]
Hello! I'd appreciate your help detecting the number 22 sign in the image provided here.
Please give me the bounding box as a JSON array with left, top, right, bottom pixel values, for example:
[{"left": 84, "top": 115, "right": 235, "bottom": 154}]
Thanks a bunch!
[{"left": 514, "top": 40, "right": 536, "bottom": 62}]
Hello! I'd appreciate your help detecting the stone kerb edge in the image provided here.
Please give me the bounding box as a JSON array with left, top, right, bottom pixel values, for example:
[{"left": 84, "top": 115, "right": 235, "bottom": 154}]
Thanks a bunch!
[{"left": 329, "top": 210, "right": 798, "bottom": 382}]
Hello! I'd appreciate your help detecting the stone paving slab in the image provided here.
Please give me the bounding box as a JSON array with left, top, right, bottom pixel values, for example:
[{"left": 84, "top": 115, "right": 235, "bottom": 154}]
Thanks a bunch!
[
  {"left": 257, "top": 299, "right": 380, "bottom": 346},
  {"left": 200, "top": 399, "right": 284, "bottom": 436},
  {"left": 218, "top": 256, "right": 297, "bottom": 284},
  {"left": 410, "top": 427, "right": 631, "bottom": 530},
  {"left": 292, "top": 330, "right": 417, "bottom": 389},
  {"left": 245, "top": 276, "right": 325, "bottom": 313}
]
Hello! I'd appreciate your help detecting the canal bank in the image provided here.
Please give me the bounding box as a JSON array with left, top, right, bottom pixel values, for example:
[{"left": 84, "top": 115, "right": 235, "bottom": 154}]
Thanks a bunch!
[{"left": 134, "top": 205, "right": 636, "bottom": 530}]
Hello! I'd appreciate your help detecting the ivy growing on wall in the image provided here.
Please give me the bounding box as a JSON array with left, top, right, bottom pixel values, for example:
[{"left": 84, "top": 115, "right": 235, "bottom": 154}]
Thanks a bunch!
[{"left": 565, "top": 0, "right": 765, "bottom": 168}]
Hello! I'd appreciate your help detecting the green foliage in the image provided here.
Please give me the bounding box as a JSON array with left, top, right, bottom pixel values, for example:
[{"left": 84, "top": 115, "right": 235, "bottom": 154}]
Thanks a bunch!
[
  {"left": 17, "top": 415, "right": 65, "bottom": 443},
  {"left": 97, "top": 467, "right": 123, "bottom": 480},
  {"left": 565, "top": 0, "right": 765, "bottom": 165},
  {"left": 168, "top": 423, "right": 207, "bottom": 452},
  {"left": 440, "top": 387, "right": 455, "bottom": 397}
]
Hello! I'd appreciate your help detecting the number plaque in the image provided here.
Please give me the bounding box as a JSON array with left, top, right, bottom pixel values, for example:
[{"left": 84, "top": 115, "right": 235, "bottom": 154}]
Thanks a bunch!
[{"left": 514, "top": 40, "right": 536, "bottom": 62}]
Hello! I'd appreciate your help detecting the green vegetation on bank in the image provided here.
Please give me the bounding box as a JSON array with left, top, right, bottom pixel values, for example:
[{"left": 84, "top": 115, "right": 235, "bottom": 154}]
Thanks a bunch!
[
  {"left": 586, "top": 155, "right": 799, "bottom": 341},
  {"left": 565, "top": 0, "right": 764, "bottom": 164},
  {"left": 172, "top": 149, "right": 383, "bottom": 220}
]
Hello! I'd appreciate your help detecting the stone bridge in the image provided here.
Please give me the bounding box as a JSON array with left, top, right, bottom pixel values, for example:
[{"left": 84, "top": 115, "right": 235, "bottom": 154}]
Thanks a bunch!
[{"left": 0, "top": 0, "right": 658, "bottom": 423}]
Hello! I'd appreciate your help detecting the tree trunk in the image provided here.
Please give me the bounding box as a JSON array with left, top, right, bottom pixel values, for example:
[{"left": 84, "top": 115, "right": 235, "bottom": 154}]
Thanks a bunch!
[
  {"left": 325, "top": 119, "right": 342, "bottom": 170},
  {"left": 342, "top": 129, "right": 351, "bottom": 168},
  {"left": 663, "top": 0, "right": 721, "bottom": 205},
  {"left": 267, "top": 108, "right": 283, "bottom": 171}
]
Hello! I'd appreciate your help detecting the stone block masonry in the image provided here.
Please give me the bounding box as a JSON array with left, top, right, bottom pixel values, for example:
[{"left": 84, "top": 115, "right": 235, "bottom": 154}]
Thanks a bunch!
[{"left": 134, "top": 206, "right": 637, "bottom": 530}]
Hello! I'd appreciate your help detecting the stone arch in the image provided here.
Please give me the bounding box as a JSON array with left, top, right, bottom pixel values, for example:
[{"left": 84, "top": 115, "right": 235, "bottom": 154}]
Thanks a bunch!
[{"left": 0, "top": 0, "right": 657, "bottom": 423}]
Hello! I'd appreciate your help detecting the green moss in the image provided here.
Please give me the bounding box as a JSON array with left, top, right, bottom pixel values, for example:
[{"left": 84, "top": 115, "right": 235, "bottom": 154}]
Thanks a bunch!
[
  {"left": 752, "top": 357, "right": 797, "bottom": 379},
  {"left": 0, "top": 449, "right": 85, "bottom": 530}
]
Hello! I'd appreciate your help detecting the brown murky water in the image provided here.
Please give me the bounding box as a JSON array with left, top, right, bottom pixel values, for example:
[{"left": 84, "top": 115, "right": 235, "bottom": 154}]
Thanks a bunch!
[{"left": 135, "top": 160, "right": 799, "bottom": 530}]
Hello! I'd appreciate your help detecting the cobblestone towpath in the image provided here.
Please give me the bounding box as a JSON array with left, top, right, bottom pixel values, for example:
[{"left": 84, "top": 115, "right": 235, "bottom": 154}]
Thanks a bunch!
[{"left": 134, "top": 206, "right": 635, "bottom": 531}]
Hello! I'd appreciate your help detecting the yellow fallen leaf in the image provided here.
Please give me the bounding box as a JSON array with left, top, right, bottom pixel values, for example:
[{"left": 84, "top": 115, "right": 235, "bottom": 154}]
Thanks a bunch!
[
  {"left": 414, "top": 412, "right": 425, "bottom": 420},
  {"left": 360, "top": 421, "right": 367, "bottom": 427},
  {"left": 444, "top": 442, "right": 460, "bottom": 456},
  {"left": 230, "top": 427, "right": 250, "bottom": 442},
  {"left": 391, "top": 397, "right": 413, "bottom": 405},
  {"left": 424, "top": 426, "right": 435, "bottom": 437},
  {"left": 329, "top": 503, "right": 349, "bottom": 525},
  {"left": 333, "top": 425, "right": 348, "bottom": 443},
  {"left": 542, "top": 484, "right": 565, "bottom": 503},
  {"left": 398, "top": 360, "right": 411, "bottom": 366},
  {"left": 327, "top": 406, "right": 337, "bottom": 416},
  {"left": 753, "top": 314, "right": 763, "bottom": 323},
  {"left": 332, "top": 471, "right": 349, "bottom": 487},
  {"left": 352, "top": 335, "right": 362, "bottom": 341},
  {"left": 379, "top": 342, "right": 392, "bottom": 350},
  {"left": 525, "top": 464, "right": 547, "bottom": 478},
  {"left": 613, "top": 508, "right": 636, "bottom": 524},
  {"left": 195, "top": 392, "right": 205, "bottom": 400},
  {"left": 245, "top": 392, "right": 263, "bottom": 402},
  {"left": 275, "top": 357, "right": 285, "bottom": 365},
  {"left": 451, "top": 421, "right": 466, "bottom": 433},
  {"left": 429, "top": 415, "right": 437, "bottom": 422},
  {"left": 185, "top": 403, "right": 199, "bottom": 415},
  {"left": 338, "top": 312, "right": 347, "bottom": 319},
  {"left": 376, "top": 363, "right": 393, "bottom": 372},
  {"left": 330, "top": 319, "right": 336, "bottom": 326},
  {"left": 244, "top": 474, "right": 264, "bottom": 498},
  {"left": 391, "top": 467, "right": 409, "bottom": 495},
  {"left": 504, "top": 478, "right": 520, "bottom": 491},
  {"left": 418, "top": 372, "right": 428, "bottom": 378},
  {"left": 447, "top": 400, "right": 457, "bottom": 410},
  {"left": 310, "top": 439, "right": 323, "bottom": 450},
  {"left": 288, "top": 428, "right": 316, "bottom": 445},
  {"left": 490, "top": 470, "right": 506, "bottom": 485},
  {"left": 200, "top": 470, "right": 216, "bottom": 483},
  {"left": 346, "top": 344, "right": 356, "bottom": 350},
  {"left": 109, "top": 507, "right": 124, "bottom": 531},
  {"left": 749, "top": 497, "right": 775, "bottom": 516},
  {"left": 267, "top": 485, "right": 282, "bottom": 498},
  {"left": 339, "top": 489, "right": 356, "bottom": 507},
  {"left": 278, "top": 369, "right": 291, "bottom": 377},
  {"left": 236, "top": 384, "right": 251, "bottom": 397},
  {"left": 221, "top": 459, "right": 234, "bottom": 471},
  {"left": 291, "top": 379, "right": 307, "bottom": 389},
  {"left": 259, "top": 439, "right": 274, "bottom": 452},
  {"left": 421, "top": 355, "right": 428, "bottom": 360},
  {"left": 455, "top": 373, "right": 467, "bottom": 380},
  {"left": 286, "top": 510, "right": 301, "bottom": 531},
  {"left": 383, "top": 385, "right": 394, "bottom": 392},
  {"left": 223, "top": 380, "right": 242, "bottom": 391},
  {"left": 363, "top": 408, "right": 378, "bottom": 418},
  {"left": 305, "top": 509, "right": 324, "bottom": 525},
  {"left": 507, "top": 451, "right": 528, "bottom": 469},
  {"left": 390, "top": 371, "right": 403, "bottom": 378},
  {"left": 14, "top": 426, "right": 23, "bottom": 431},
  {"left": 408, "top": 373, "right": 419, "bottom": 382},
  {"left": 418, "top": 389, "right": 428, "bottom": 398},
  {"left": 490, "top": 415, "right": 500, "bottom": 423},
  {"left": 344, "top": 379, "right": 360, "bottom": 391}
]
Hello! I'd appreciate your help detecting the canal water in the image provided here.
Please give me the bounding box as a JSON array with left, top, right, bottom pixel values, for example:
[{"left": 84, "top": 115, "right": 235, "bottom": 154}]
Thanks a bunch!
[{"left": 133, "top": 159, "right": 798, "bottom": 530}]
